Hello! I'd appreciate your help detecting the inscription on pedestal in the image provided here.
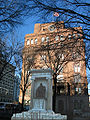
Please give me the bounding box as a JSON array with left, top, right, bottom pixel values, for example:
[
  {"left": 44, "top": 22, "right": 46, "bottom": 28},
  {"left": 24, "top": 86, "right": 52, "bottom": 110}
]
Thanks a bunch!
[{"left": 33, "top": 99, "right": 45, "bottom": 109}]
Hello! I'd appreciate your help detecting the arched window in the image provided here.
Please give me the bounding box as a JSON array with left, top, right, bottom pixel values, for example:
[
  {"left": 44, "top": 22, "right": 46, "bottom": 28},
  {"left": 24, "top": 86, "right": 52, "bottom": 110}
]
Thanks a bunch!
[
  {"left": 31, "top": 39, "right": 33, "bottom": 44},
  {"left": 41, "top": 55, "right": 46, "bottom": 61},
  {"left": 27, "top": 39, "right": 30, "bottom": 45},
  {"left": 60, "top": 35, "right": 64, "bottom": 41},
  {"left": 74, "top": 63, "right": 80, "bottom": 72},
  {"left": 46, "top": 37, "right": 49, "bottom": 42},
  {"left": 41, "top": 37, "right": 45, "bottom": 42},
  {"left": 73, "top": 33, "right": 76, "bottom": 39},
  {"left": 55, "top": 35, "right": 59, "bottom": 41},
  {"left": 35, "top": 38, "right": 37, "bottom": 44},
  {"left": 68, "top": 34, "right": 71, "bottom": 40}
]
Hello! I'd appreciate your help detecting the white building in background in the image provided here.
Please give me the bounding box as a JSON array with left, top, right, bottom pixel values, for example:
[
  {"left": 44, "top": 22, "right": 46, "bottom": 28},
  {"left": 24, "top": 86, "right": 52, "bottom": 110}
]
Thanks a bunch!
[
  {"left": 14, "top": 75, "right": 20, "bottom": 103},
  {"left": 0, "top": 60, "right": 15, "bottom": 102}
]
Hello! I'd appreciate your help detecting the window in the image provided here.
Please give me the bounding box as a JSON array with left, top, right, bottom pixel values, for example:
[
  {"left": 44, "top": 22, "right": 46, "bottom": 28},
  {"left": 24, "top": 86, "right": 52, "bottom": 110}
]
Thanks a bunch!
[
  {"left": 72, "top": 52, "right": 81, "bottom": 59},
  {"left": 26, "top": 39, "right": 30, "bottom": 45},
  {"left": 43, "top": 28, "right": 46, "bottom": 31},
  {"left": 41, "top": 37, "right": 45, "bottom": 42},
  {"left": 55, "top": 35, "right": 59, "bottom": 41},
  {"left": 35, "top": 38, "right": 37, "bottom": 44},
  {"left": 75, "top": 87, "right": 81, "bottom": 94},
  {"left": 60, "top": 67, "right": 63, "bottom": 73},
  {"left": 60, "top": 35, "right": 64, "bottom": 41},
  {"left": 73, "top": 33, "right": 76, "bottom": 39},
  {"left": 74, "top": 100, "right": 78, "bottom": 109},
  {"left": 79, "top": 88, "right": 81, "bottom": 93},
  {"left": 41, "top": 55, "right": 46, "bottom": 61},
  {"left": 57, "top": 75, "right": 63, "bottom": 81},
  {"left": 74, "top": 100, "right": 82, "bottom": 109},
  {"left": 58, "top": 54, "right": 64, "bottom": 60},
  {"left": 62, "top": 54, "right": 64, "bottom": 60},
  {"left": 75, "top": 88, "right": 78, "bottom": 92},
  {"left": 74, "top": 74, "right": 81, "bottom": 83},
  {"left": 58, "top": 100, "right": 64, "bottom": 112},
  {"left": 46, "top": 37, "right": 49, "bottom": 42},
  {"left": 77, "top": 33, "right": 81, "bottom": 38},
  {"left": 31, "top": 39, "right": 33, "bottom": 44},
  {"left": 74, "top": 63, "right": 80, "bottom": 72},
  {"left": 48, "top": 25, "right": 56, "bottom": 31},
  {"left": 68, "top": 34, "right": 71, "bottom": 40}
]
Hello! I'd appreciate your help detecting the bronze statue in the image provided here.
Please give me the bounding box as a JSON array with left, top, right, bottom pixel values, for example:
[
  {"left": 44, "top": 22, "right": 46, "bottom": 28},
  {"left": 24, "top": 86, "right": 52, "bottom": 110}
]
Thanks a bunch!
[{"left": 36, "top": 83, "right": 46, "bottom": 98}]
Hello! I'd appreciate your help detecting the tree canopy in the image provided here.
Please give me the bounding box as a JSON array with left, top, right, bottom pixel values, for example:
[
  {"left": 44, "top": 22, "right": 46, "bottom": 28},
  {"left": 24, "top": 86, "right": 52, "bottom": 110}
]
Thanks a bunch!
[
  {"left": 28, "top": 0, "right": 90, "bottom": 40},
  {"left": 0, "top": 0, "right": 30, "bottom": 35}
]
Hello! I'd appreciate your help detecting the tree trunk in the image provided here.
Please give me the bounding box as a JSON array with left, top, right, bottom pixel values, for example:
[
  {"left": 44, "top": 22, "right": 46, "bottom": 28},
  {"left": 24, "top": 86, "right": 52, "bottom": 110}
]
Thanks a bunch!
[
  {"left": 21, "top": 91, "right": 25, "bottom": 111},
  {"left": 53, "top": 74, "right": 57, "bottom": 112}
]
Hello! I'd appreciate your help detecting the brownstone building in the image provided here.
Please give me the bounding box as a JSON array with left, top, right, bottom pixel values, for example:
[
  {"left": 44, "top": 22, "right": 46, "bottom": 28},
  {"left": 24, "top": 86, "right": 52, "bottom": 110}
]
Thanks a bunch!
[{"left": 19, "top": 21, "right": 89, "bottom": 119}]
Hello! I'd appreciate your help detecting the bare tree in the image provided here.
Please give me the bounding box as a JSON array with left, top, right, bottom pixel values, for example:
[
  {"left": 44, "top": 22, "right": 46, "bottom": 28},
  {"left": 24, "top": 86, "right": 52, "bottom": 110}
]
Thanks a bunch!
[
  {"left": 1, "top": 0, "right": 89, "bottom": 39},
  {"left": 86, "top": 42, "right": 90, "bottom": 70},
  {"left": 19, "top": 47, "right": 36, "bottom": 110},
  {"left": 0, "top": 35, "right": 23, "bottom": 81},
  {"left": 28, "top": 0, "right": 90, "bottom": 40},
  {"left": 85, "top": 42, "right": 90, "bottom": 83},
  {"left": 0, "top": 0, "right": 39, "bottom": 36}
]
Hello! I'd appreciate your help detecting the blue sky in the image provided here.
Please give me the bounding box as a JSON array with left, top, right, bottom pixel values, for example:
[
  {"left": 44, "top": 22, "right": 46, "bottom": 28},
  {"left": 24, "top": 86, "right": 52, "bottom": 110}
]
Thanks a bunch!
[{"left": 16, "top": 18, "right": 36, "bottom": 43}]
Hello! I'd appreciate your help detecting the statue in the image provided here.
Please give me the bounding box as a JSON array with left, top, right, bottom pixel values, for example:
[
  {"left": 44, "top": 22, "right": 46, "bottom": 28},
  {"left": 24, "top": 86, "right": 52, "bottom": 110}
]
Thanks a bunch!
[{"left": 36, "top": 83, "right": 46, "bottom": 98}]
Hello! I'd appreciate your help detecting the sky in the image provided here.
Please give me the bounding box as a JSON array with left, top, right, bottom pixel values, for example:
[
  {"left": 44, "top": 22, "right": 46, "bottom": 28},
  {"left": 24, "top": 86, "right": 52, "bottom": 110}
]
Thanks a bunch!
[
  {"left": 16, "top": 18, "right": 35, "bottom": 44},
  {"left": 16, "top": 14, "right": 47, "bottom": 44}
]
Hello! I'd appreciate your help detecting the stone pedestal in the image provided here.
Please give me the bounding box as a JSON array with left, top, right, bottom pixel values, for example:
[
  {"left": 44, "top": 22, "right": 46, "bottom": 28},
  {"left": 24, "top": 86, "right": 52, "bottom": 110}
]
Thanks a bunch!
[
  {"left": 33, "top": 99, "right": 45, "bottom": 110},
  {"left": 12, "top": 69, "right": 67, "bottom": 120},
  {"left": 12, "top": 110, "right": 67, "bottom": 120}
]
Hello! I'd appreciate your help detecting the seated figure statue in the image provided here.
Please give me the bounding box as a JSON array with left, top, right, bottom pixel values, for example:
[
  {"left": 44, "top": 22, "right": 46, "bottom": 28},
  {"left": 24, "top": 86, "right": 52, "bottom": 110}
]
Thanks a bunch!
[
  {"left": 36, "top": 83, "right": 46, "bottom": 99},
  {"left": 33, "top": 83, "right": 46, "bottom": 110}
]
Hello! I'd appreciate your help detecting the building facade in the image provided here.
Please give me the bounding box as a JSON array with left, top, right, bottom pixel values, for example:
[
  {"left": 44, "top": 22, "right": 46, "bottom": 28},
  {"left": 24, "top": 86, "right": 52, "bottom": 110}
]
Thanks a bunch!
[
  {"left": 19, "top": 21, "right": 88, "bottom": 117},
  {"left": 14, "top": 75, "right": 20, "bottom": 103},
  {"left": 0, "top": 60, "right": 15, "bottom": 102}
]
